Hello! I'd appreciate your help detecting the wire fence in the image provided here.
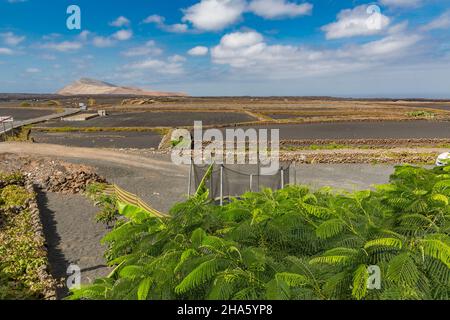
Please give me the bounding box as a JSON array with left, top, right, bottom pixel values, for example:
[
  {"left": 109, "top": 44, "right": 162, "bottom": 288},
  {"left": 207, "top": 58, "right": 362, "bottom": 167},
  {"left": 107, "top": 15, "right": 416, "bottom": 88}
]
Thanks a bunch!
[{"left": 190, "top": 162, "right": 292, "bottom": 204}]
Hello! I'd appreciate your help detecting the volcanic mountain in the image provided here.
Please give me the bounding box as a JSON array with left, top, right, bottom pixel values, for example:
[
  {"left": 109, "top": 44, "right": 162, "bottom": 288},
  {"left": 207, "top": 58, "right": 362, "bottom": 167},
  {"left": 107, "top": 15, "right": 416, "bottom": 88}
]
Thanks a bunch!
[{"left": 57, "top": 78, "right": 187, "bottom": 96}]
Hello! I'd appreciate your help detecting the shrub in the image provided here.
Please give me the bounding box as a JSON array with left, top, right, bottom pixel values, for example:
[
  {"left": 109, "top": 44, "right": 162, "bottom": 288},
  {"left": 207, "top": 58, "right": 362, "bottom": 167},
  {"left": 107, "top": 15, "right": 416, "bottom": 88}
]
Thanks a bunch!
[
  {"left": 407, "top": 111, "right": 435, "bottom": 118},
  {"left": 86, "top": 183, "right": 119, "bottom": 225},
  {"left": 70, "top": 165, "right": 450, "bottom": 300},
  {"left": 88, "top": 98, "right": 97, "bottom": 107},
  {"left": 46, "top": 100, "right": 61, "bottom": 107},
  {"left": 0, "top": 173, "right": 50, "bottom": 299},
  {"left": 0, "top": 172, "right": 24, "bottom": 188},
  {"left": 0, "top": 185, "right": 31, "bottom": 207}
]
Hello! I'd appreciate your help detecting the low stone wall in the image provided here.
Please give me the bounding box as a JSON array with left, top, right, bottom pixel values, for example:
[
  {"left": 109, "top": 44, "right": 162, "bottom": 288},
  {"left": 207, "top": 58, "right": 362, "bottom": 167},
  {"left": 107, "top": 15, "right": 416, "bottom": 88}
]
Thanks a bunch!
[{"left": 24, "top": 180, "right": 57, "bottom": 299}]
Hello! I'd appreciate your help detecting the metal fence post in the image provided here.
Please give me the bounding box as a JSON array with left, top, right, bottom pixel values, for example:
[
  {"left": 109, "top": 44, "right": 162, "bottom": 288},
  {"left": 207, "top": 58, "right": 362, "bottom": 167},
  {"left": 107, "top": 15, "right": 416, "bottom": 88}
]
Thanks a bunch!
[
  {"left": 187, "top": 161, "right": 193, "bottom": 197},
  {"left": 220, "top": 165, "right": 224, "bottom": 206},
  {"left": 249, "top": 174, "right": 253, "bottom": 192},
  {"left": 281, "top": 168, "right": 285, "bottom": 189},
  {"left": 210, "top": 163, "right": 213, "bottom": 200},
  {"left": 293, "top": 162, "right": 297, "bottom": 185}
]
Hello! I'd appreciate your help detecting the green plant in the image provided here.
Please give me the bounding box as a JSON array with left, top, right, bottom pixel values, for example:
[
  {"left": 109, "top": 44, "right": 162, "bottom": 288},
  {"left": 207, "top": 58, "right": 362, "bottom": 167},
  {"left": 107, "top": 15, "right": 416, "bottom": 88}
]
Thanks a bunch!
[
  {"left": 0, "top": 173, "right": 51, "bottom": 299},
  {"left": 5, "top": 126, "right": 32, "bottom": 142},
  {"left": 46, "top": 100, "right": 61, "bottom": 107},
  {"left": 1, "top": 185, "right": 31, "bottom": 207},
  {"left": 20, "top": 102, "right": 31, "bottom": 108},
  {"left": 88, "top": 98, "right": 97, "bottom": 107},
  {"left": 0, "top": 172, "right": 24, "bottom": 188},
  {"left": 407, "top": 111, "right": 435, "bottom": 119},
  {"left": 86, "top": 183, "right": 119, "bottom": 225},
  {"left": 70, "top": 165, "right": 450, "bottom": 300}
]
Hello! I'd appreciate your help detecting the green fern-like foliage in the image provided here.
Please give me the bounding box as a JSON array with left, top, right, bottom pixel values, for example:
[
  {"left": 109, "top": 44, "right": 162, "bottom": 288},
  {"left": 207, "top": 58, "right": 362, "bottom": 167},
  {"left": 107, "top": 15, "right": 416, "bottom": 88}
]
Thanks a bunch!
[{"left": 69, "top": 164, "right": 450, "bottom": 300}]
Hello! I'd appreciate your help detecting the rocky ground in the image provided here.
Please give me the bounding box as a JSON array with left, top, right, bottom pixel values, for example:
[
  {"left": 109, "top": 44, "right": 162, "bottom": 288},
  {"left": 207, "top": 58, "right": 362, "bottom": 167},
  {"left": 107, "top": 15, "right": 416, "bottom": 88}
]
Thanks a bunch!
[
  {"left": 0, "top": 153, "right": 110, "bottom": 298},
  {"left": 0, "top": 154, "right": 106, "bottom": 194}
]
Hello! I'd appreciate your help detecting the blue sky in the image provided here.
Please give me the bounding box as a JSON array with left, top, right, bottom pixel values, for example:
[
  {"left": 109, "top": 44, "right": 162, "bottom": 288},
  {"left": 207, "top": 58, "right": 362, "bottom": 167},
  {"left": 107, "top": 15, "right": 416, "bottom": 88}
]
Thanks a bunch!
[{"left": 0, "top": 0, "right": 449, "bottom": 97}]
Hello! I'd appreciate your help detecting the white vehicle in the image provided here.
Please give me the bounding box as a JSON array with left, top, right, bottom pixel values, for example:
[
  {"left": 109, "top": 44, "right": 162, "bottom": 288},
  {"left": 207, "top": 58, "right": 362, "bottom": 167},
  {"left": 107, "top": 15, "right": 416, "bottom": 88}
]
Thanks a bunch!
[{"left": 436, "top": 152, "right": 450, "bottom": 166}]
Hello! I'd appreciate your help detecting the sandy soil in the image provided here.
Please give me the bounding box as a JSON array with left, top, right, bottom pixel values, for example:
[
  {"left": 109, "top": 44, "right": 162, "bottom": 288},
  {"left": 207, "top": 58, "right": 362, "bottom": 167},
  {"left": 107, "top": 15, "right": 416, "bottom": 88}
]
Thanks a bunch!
[{"left": 37, "top": 191, "right": 110, "bottom": 298}]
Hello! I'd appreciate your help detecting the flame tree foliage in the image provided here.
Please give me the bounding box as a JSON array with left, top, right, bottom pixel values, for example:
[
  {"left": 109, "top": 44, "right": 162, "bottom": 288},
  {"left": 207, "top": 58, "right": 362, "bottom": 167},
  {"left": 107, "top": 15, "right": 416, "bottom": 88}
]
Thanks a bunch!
[{"left": 70, "top": 165, "right": 450, "bottom": 300}]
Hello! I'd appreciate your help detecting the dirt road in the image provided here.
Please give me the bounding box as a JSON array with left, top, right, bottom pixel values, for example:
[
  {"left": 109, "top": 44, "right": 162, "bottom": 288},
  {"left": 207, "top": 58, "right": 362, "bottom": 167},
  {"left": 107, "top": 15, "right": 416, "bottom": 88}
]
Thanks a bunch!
[{"left": 0, "top": 142, "right": 185, "bottom": 174}]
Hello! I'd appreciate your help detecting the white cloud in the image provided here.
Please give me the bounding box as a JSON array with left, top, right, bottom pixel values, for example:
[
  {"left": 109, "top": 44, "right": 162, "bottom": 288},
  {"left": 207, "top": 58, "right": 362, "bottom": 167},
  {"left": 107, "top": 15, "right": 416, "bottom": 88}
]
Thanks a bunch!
[
  {"left": 93, "top": 36, "right": 114, "bottom": 48},
  {"left": 219, "top": 31, "right": 263, "bottom": 49},
  {"left": 92, "top": 30, "right": 132, "bottom": 47},
  {"left": 143, "top": 15, "right": 165, "bottom": 24},
  {"left": 41, "top": 41, "right": 83, "bottom": 52},
  {"left": 110, "top": 16, "right": 130, "bottom": 27},
  {"left": 126, "top": 57, "right": 185, "bottom": 75},
  {"left": 169, "top": 54, "right": 186, "bottom": 63},
  {"left": 77, "top": 30, "right": 91, "bottom": 41},
  {"left": 322, "top": 5, "right": 390, "bottom": 39},
  {"left": 188, "top": 46, "right": 209, "bottom": 56},
  {"left": 211, "top": 30, "right": 420, "bottom": 78},
  {"left": 423, "top": 11, "right": 450, "bottom": 31},
  {"left": 0, "top": 48, "right": 14, "bottom": 55},
  {"left": 165, "top": 24, "right": 189, "bottom": 33},
  {"left": 113, "top": 30, "right": 133, "bottom": 41},
  {"left": 379, "top": 0, "right": 423, "bottom": 8},
  {"left": 182, "top": 0, "right": 246, "bottom": 31},
  {"left": 121, "top": 40, "right": 163, "bottom": 57},
  {"left": 248, "top": 0, "right": 312, "bottom": 19},
  {"left": 0, "top": 32, "right": 25, "bottom": 46},
  {"left": 42, "top": 33, "right": 61, "bottom": 41},
  {"left": 143, "top": 15, "right": 189, "bottom": 33},
  {"left": 26, "top": 67, "right": 40, "bottom": 73},
  {"left": 40, "top": 54, "right": 56, "bottom": 60}
]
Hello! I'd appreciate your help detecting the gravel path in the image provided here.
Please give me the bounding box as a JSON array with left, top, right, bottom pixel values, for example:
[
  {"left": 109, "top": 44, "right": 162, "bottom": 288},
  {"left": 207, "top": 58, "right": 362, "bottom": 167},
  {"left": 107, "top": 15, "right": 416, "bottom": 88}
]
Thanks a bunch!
[{"left": 37, "top": 191, "right": 110, "bottom": 298}]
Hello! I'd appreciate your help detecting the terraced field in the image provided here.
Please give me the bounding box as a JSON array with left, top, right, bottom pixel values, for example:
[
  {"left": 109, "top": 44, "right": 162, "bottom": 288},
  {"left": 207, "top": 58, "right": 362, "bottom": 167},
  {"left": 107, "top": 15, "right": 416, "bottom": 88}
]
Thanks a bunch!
[
  {"left": 31, "top": 131, "right": 162, "bottom": 149},
  {"left": 234, "top": 121, "right": 450, "bottom": 140},
  {"left": 40, "top": 111, "right": 256, "bottom": 128},
  {"left": 0, "top": 107, "right": 56, "bottom": 121}
]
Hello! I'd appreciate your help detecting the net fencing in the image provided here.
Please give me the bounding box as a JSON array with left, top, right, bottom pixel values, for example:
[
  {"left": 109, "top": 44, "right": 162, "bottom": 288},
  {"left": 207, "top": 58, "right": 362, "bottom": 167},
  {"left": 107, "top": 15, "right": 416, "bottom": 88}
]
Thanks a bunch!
[{"left": 192, "top": 162, "right": 291, "bottom": 202}]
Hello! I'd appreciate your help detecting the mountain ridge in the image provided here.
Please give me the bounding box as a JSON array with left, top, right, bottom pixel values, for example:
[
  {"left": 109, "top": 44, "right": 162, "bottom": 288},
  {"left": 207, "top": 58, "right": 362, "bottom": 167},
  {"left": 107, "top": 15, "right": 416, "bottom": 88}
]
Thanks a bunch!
[{"left": 57, "top": 78, "right": 187, "bottom": 97}]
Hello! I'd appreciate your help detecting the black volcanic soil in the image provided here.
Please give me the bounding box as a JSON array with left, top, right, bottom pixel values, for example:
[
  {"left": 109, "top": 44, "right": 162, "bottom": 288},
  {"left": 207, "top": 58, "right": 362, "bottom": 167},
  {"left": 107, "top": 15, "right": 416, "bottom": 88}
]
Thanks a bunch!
[
  {"left": 31, "top": 131, "right": 163, "bottom": 149},
  {"left": 0, "top": 107, "right": 56, "bottom": 121},
  {"left": 40, "top": 111, "right": 256, "bottom": 128},
  {"left": 234, "top": 121, "right": 450, "bottom": 140}
]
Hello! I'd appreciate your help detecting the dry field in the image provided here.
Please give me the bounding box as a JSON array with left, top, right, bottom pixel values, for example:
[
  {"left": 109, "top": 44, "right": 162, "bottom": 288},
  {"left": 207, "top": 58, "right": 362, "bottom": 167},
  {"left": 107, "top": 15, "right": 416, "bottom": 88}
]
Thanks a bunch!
[{"left": 1, "top": 96, "right": 450, "bottom": 164}]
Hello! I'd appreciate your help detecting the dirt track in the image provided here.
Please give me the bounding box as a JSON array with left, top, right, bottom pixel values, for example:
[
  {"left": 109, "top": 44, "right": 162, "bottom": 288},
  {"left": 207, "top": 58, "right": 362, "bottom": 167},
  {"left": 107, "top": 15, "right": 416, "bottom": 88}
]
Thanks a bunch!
[{"left": 0, "top": 142, "right": 183, "bottom": 174}]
